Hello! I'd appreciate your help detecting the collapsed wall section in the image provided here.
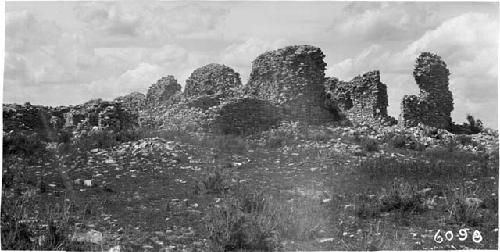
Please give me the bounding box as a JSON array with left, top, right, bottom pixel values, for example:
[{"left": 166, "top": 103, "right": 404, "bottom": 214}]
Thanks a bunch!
[{"left": 324, "top": 71, "right": 394, "bottom": 126}]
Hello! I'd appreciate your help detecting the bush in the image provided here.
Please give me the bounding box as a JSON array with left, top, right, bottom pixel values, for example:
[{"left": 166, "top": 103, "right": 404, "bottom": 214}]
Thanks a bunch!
[
  {"left": 361, "top": 138, "right": 379, "bottom": 152},
  {"left": 3, "top": 131, "right": 47, "bottom": 156},
  {"left": 204, "top": 191, "right": 281, "bottom": 251},
  {"left": 388, "top": 134, "right": 406, "bottom": 149},
  {"left": 194, "top": 167, "right": 230, "bottom": 195},
  {"left": 204, "top": 187, "right": 329, "bottom": 251},
  {"left": 455, "top": 134, "right": 473, "bottom": 146},
  {"left": 1, "top": 196, "right": 89, "bottom": 250}
]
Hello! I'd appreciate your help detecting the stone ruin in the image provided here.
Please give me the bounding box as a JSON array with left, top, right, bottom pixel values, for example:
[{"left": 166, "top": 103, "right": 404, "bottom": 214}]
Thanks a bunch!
[
  {"left": 62, "top": 100, "right": 138, "bottom": 132},
  {"left": 184, "top": 63, "right": 242, "bottom": 98},
  {"left": 324, "top": 71, "right": 395, "bottom": 126},
  {"left": 4, "top": 46, "right": 459, "bottom": 138},
  {"left": 399, "top": 52, "right": 453, "bottom": 129},
  {"left": 145, "top": 75, "right": 182, "bottom": 108},
  {"left": 114, "top": 92, "right": 146, "bottom": 111},
  {"left": 245, "top": 45, "right": 335, "bottom": 124}
]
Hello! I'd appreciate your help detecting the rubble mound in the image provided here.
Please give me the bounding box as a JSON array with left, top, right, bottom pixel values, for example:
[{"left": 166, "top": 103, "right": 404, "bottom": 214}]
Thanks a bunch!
[
  {"left": 211, "top": 98, "right": 282, "bottom": 136},
  {"left": 184, "top": 64, "right": 242, "bottom": 98},
  {"left": 400, "top": 52, "right": 453, "bottom": 129},
  {"left": 64, "top": 100, "right": 138, "bottom": 132},
  {"left": 146, "top": 76, "right": 182, "bottom": 108},
  {"left": 114, "top": 92, "right": 146, "bottom": 111}
]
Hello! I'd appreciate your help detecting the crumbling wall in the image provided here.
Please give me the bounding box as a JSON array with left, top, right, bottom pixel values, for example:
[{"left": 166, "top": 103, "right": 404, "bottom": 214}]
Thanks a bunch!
[
  {"left": 245, "top": 45, "right": 335, "bottom": 124},
  {"left": 211, "top": 97, "right": 282, "bottom": 136},
  {"left": 145, "top": 76, "right": 182, "bottom": 108},
  {"left": 63, "top": 100, "right": 138, "bottom": 131},
  {"left": 324, "top": 71, "right": 394, "bottom": 126},
  {"left": 399, "top": 52, "right": 453, "bottom": 129},
  {"left": 114, "top": 92, "right": 146, "bottom": 111},
  {"left": 184, "top": 63, "right": 242, "bottom": 98}
]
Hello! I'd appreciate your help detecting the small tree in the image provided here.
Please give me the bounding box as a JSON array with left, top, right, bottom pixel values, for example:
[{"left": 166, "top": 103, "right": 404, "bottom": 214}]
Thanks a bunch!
[{"left": 466, "top": 114, "right": 483, "bottom": 134}]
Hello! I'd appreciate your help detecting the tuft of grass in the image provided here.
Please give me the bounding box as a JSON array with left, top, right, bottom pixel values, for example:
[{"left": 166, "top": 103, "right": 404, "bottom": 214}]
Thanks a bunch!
[
  {"left": 455, "top": 134, "right": 473, "bottom": 146},
  {"left": 1, "top": 195, "right": 90, "bottom": 251},
  {"left": 204, "top": 187, "right": 330, "bottom": 251},
  {"left": 194, "top": 167, "right": 230, "bottom": 195}
]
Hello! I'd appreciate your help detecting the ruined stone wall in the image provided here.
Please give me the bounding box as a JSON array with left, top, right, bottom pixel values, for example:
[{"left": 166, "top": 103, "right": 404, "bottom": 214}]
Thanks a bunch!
[
  {"left": 211, "top": 97, "right": 282, "bottom": 136},
  {"left": 324, "top": 71, "right": 394, "bottom": 126},
  {"left": 184, "top": 63, "right": 242, "bottom": 98},
  {"left": 246, "top": 45, "right": 326, "bottom": 104},
  {"left": 400, "top": 52, "right": 453, "bottom": 129},
  {"left": 245, "top": 45, "right": 335, "bottom": 124},
  {"left": 63, "top": 101, "right": 138, "bottom": 131},
  {"left": 114, "top": 92, "right": 146, "bottom": 111},
  {"left": 145, "top": 76, "right": 182, "bottom": 108}
]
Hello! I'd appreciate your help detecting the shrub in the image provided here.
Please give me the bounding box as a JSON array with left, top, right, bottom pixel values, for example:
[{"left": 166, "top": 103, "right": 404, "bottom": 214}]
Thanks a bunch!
[
  {"left": 194, "top": 167, "right": 229, "bottom": 195},
  {"left": 447, "top": 185, "right": 484, "bottom": 227},
  {"left": 466, "top": 114, "right": 484, "bottom": 134},
  {"left": 3, "top": 131, "right": 47, "bottom": 156},
  {"left": 361, "top": 138, "right": 379, "bottom": 152},
  {"left": 388, "top": 134, "right": 407, "bottom": 149},
  {"left": 204, "top": 187, "right": 329, "bottom": 251},
  {"left": 378, "top": 178, "right": 425, "bottom": 214},
  {"left": 1, "top": 196, "right": 89, "bottom": 250},
  {"left": 455, "top": 134, "right": 473, "bottom": 146},
  {"left": 204, "top": 191, "right": 281, "bottom": 251}
]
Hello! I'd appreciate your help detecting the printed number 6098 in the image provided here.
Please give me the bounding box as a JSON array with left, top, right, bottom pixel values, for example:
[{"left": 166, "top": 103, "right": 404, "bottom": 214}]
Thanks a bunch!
[{"left": 434, "top": 229, "right": 482, "bottom": 243}]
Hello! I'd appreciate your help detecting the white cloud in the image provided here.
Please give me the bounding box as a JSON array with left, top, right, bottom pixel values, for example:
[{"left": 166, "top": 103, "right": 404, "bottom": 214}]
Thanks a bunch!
[
  {"left": 328, "top": 12, "right": 498, "bottom": 128},
  {"left": 221, "top": 38, "right": 288, "bottom": 82},
  {"left": 331, "top": 2, "right": 439, "bottom": 42},
  {"left": 73, "top": 2, "right": 230, "bottom": 46}
]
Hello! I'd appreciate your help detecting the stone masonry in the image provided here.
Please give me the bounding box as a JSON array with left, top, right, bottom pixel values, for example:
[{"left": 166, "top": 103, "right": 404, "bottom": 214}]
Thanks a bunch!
[
  {"left": 184, "top": 63, "right": 242, "bottom": 98},
  {"left": 324, "top": 71, "right": 395, "bottom": 126},
  {"left": 145, "top": 76, "right": 182, "bottom": 108},
  {"left": 400, "top": 52, "right": 453, "bottom": 129},
  {"left": 245, "top": 45, "right": 335, "bottom": 124}
]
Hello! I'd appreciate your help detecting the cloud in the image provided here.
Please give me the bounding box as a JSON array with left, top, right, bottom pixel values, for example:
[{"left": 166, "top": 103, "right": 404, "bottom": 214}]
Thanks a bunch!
[
  {"left": 330, "top": 2, "right": 440, "bottom": 42},
  {"left": 327, "top": 12, "right": 498, "bottom": 128},
  {"left": 74, "top": 2, "right": 230, "bottom": 46},
  {"left": 221, "top": 38, "right": 288, "bottom": 82}
]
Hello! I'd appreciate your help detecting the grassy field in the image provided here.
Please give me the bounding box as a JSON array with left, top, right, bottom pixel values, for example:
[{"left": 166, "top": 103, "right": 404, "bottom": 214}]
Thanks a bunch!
[{"left": 2, "top": 124, "right": 498, "bottom": 251}]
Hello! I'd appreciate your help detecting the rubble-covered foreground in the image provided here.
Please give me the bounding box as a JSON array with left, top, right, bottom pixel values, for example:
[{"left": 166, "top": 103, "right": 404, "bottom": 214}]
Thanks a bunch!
[{"left": 2, "top": 121, "right": 498, "bottom": 251}]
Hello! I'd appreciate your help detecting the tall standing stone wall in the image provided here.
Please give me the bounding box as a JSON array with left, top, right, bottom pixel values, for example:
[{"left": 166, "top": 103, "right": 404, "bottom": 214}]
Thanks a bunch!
[
  {"left": 399, "top": 52, "right": 453, "bottom": 129},
  {"left": 245, "top": 45, "right": 335, "bottom": 124},
  {"left": 324, "top": 71, "right": 394, "bottom": 126}
]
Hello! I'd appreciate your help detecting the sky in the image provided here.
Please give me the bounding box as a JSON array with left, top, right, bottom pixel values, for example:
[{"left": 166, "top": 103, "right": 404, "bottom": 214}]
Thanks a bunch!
[{"left": 3, "top": 1, "right": 499, "bottom": 128}]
